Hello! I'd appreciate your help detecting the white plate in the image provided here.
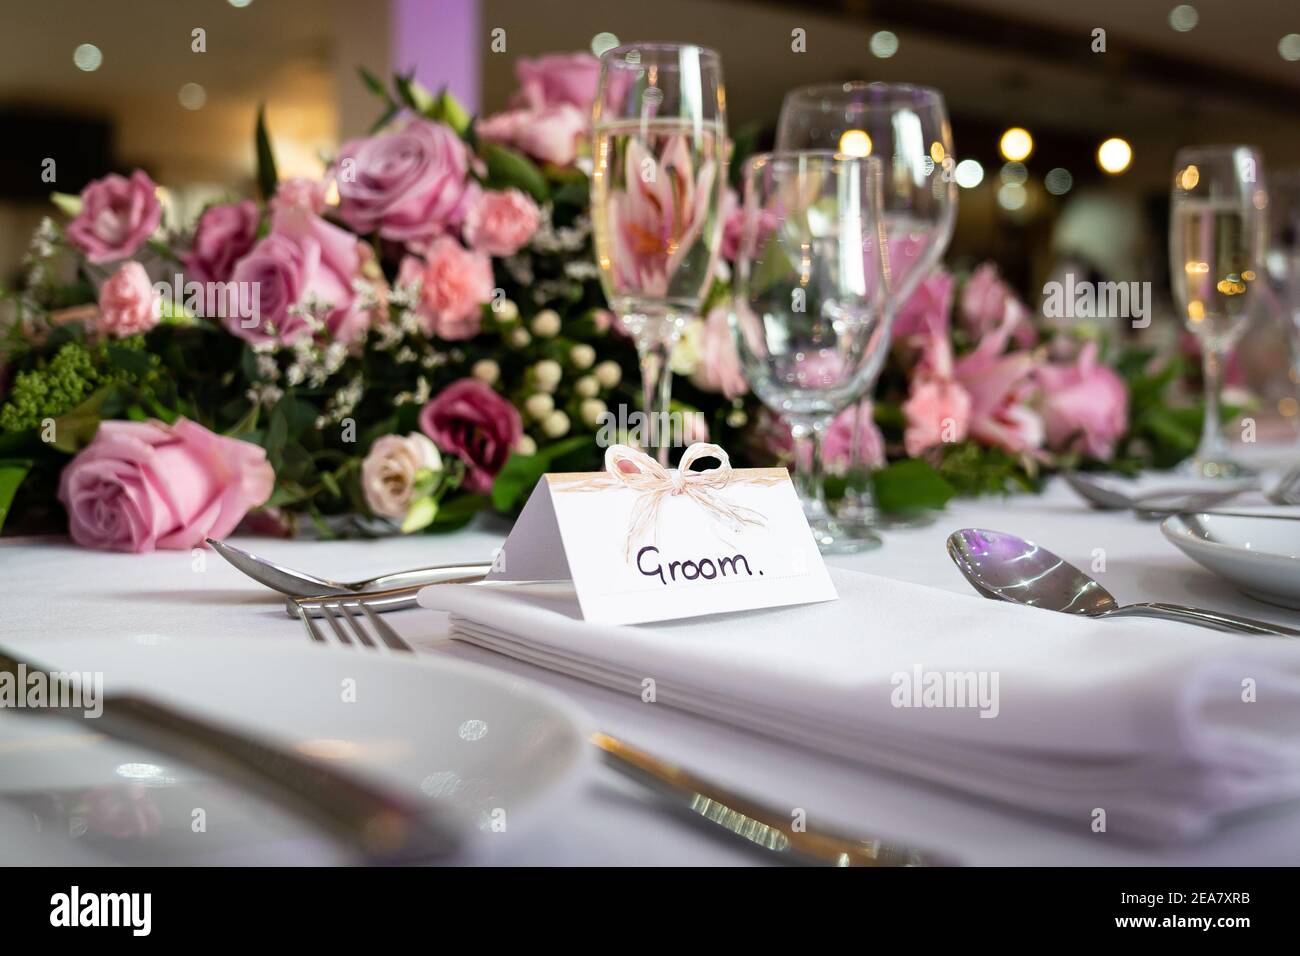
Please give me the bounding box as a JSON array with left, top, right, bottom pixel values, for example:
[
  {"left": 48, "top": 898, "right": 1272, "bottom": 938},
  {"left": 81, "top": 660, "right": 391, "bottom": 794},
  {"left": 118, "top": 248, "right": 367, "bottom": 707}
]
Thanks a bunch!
[
  {"left": 0, "top": 635, "right": 590, "bottom": 864},
  {"left": 1160, "top": 513, "right": 1300, "bottom": 610}
]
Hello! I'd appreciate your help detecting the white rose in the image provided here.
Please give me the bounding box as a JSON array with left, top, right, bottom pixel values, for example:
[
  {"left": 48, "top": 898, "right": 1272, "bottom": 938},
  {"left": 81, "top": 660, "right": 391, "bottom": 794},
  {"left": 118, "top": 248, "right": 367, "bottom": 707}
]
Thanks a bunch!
[{"left": 361, "top": 433, "right": 442, "bottom": 520}]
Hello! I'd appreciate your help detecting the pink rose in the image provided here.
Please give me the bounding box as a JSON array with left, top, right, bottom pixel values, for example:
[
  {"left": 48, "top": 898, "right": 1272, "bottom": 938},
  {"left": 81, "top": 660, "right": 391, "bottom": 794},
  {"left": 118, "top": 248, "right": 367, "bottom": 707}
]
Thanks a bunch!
[
  {"left": 418, "top": 379, "right": 523, "bottom": 494},
  {"left": 1036, "top": 341, "right": 1128, "bottom": 460},
  {"left": 690, "top": 305, "right": 747, "bottom": 399},
  {"left": 58, "top": 417, "right": 274, "bottom": 553},
  {"left": 271, "top": 177, "right": 329, "bottom": 215},
  {"left": 463, "top": 188, "right": 541, "bottom": 256},
  {"left": 228, "top": 208, "right": 368, "bottom": 345},
  {"left": 398, "top": 237, "right": 493, "bottom": 340},
  {"left": 334, "top": 119, "right": 478, "bottom": 243},
  {"left": 183, "top": 200, "right": 260, "bottom": 286},
  {"left": 477, "top": 103, "right": 589, "bottom": 167},
  {"left": 892, "top": 269, "right": 954, "bottom": 342},
  {"left": 960, "top": 263, "right": 1036, "bottom": 347},
  {"left": 96, "top": 262, "right": 160, "bottom": 337},
  {"left": 903, "top": 378, "right": 972, "bottom": 457},
  {"left": 515, "top": 52, "right": 600, "bottom": 111},
  {"left": 66, "top": 170, "right": 162, "bottom": 264}
]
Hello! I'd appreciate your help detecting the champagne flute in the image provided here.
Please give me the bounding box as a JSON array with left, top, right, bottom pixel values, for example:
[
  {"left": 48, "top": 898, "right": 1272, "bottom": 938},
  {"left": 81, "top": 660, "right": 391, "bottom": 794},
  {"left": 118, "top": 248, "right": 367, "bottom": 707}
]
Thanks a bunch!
[
  {"left": 1170, "top": 145, "right": 1268, "bottom": 478},
  {"left": 732, "top": 151, "right": 890, "bottom": 553},
  {"left": 1265, "top": 168, "right": 1300, "bottom": 454},
  {"left": 591, "top": 43, "right": 727, "bottom": 464},
  {"left": 776, "top": 82, "right": 957, "bottom": 529}
]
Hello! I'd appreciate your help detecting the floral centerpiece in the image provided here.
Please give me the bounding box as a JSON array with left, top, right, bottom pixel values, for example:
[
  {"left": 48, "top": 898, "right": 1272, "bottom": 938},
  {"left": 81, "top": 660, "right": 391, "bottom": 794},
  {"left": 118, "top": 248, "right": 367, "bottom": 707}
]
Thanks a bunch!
[{"left": 0, "top": 52, "right": 1194, "bottom": 552}]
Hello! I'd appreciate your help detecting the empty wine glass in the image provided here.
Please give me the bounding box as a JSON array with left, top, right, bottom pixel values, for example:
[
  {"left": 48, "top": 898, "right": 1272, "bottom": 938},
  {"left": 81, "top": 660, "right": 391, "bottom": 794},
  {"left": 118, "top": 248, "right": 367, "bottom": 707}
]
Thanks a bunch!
[
  {"left": 591, "top": 43, "right": 727, "bottom": 464},
  {"left": 776, "top": 82, "right": 957, "bottom": 529},
  {"left": 1265, "top": 168, "right": 1300, "bottom": 455},
  {"left": 1170, "top": 145, "right": 1268, "bottom": 478},
  {"left": 732, "top": 151, "right": 890, "bottom": 553}
]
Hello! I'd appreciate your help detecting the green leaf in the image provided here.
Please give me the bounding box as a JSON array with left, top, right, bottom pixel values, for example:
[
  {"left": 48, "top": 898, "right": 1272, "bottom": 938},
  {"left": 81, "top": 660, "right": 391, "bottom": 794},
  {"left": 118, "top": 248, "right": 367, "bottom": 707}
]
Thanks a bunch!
[
  {"left": 490, "top": 435, "right": 590, "bottom": 512},
  {"left": 255, "top": 104, "right": 279, "bottom": 202},
  {"left": 429, "top": 492, "right": 489, "bottom": 532},
  {"left": 481, "top": 144, "right": 548, "bottom": 202},
  {"left": 50, "top": 387, "right": 113, "bottom": 453},
  {"left": 369, "top": 103, "right": 401, "bottom": 134},
  {"left": 400, "top": 496, "right": 439, "bottom": 533},
  {"left": 429, "top": 88, "right": 471, "bottom": 136},
  {"left": 50, "top": 192, "right": 83, "bottom": 217},
  {"left": 871, "top": 459, "right": 957, "bottom": 513},
  {"left": 357, "top": 66, "right": 394, "bottom": 104},
  {"left": 0, "top": 459, "right": 33, "bottom": 534},
  {"left": 394, "top": 72, "right": 435, "bottom": 116}
]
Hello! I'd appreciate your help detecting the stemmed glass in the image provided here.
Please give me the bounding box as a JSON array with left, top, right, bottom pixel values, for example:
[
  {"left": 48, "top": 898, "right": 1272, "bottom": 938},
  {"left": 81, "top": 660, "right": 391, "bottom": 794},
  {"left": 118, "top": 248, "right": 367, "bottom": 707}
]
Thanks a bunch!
[
  {"left": 775, "top": 82, "right": 957, "bottom": 530},
  {"left": 591, "top": 43, "right": 727, "bottom": 464},
  {"left": 1265, "top": 168, "right": 1300, "bottom": 454},
  {"left": 731, "top": 151, "right": 891, "bottom": 553},
  {"left": 1170, "top": 145, "right": 1269, "bottom": 478}
]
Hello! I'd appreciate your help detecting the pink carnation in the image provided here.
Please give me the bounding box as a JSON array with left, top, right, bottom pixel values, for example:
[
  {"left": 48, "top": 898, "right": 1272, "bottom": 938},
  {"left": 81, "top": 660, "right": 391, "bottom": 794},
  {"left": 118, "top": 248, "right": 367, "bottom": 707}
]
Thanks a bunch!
[
  {"left": 398, "top": 237, "right": 493, "bottom": 340},
  {"left": 463, "top": 188, "right": 541, "bottom": 256},
  {"left": 96, "top": 262, "right": 160, "bottom": 337}
]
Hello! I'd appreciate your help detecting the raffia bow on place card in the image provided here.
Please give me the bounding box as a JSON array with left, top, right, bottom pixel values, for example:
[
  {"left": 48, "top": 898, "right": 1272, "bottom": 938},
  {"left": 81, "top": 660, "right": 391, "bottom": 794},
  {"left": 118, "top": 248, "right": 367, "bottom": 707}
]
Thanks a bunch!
[{"left": 548, "top": 443, "right": 784, "bottom": 561}]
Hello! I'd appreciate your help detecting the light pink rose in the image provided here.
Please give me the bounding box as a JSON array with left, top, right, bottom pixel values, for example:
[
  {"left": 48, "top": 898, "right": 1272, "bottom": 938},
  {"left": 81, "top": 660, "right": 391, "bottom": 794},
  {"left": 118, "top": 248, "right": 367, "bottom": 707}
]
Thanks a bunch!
[
  {"left": 960, "top": 262, "right": 1035, "bottom": 347},
  {"left": 398, "top": 238, "right": 493, "bottom": 340},
  {"left": 183, "top": 200, "right": 260, "bottom": 286},
  {"left": 361, "top": 432, "right": 443, "bottom": 520},
  {"left": 903, "top": 377, "right": 972, "bottom": 457},
  {"left": 892, "top": 268, "right": 954, "bottom": 342},
  {"left": 334, "top": 119, "right": 478, "bottom": 242},
  {"left": 271, "top": 177, "right": 329, "bottom": 215},
  {"left": 950, "top": 310, "right": 1044, "bottom": 454},
  {"left": 66, "top": 170, "right": 162, "bottom": 264},
  {"left": 418, "top": 379, "right": 523, "bottom": 494},
  {"left": 96, "top": 262, "right": 160, "bottom": 337},
  {"left": 607, "top": 136, "right": 717, "bottom": 298},
  {"left": 514, "top": 52, "right": 600, "bottom": 111},
  {"left": 58, "top": 417, "right": 274, "bottom": 553},
  {"left": 463, "top": 188, "right": 541, "bottom": 256},
  {"left": 1036, "top": 341, "right": 1128, "bottom": 460},
  {"left": 228, "top": 208, "right": 368, "bottom": 345},
  {"left": 690, "top": 305, "right": 747, "bottom": 399},
  {"left": 477, "top": 103, "right": 589, "bottom": 167}
]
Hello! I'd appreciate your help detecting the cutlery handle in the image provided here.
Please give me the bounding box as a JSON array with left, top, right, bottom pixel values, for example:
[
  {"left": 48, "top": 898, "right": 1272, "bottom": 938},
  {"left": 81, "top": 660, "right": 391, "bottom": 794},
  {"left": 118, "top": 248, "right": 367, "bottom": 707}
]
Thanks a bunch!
[
  {"left": 362, "top": 562, "right": 497, "bottom": 591},
  {"left": 87, "top": 695, "right": 459, "bottom": 863},
  {"left": 590, "top": 732, "right": 955, "bottom": 867},
  {"left": 1112, "top": 602, "right": 1300, "bottom": 637},
  {"left": 288, "top": 572, "right": 490, "bottom": 618}
]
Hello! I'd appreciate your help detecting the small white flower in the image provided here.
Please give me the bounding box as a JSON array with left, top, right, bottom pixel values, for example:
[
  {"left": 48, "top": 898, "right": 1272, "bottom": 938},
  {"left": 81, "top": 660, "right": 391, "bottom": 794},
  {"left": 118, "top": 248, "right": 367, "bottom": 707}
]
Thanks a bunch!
[
  {"left": 533, "top": 359, "right": 562, "bottom": 391},
  {"left": 579, "top": 398, "right": 607, "bottom": 427},
  {"left": 542, "top": 410, "right": 571, "bottom": 438},
  {"left": 531, "top": 309, "right": 562, "bottom": 338},
  {"left": 594, "top": 360, "right": 622, "bottom": 389},
  {"left": 524, "top": 393, "right": 555, "bottom": 420}
]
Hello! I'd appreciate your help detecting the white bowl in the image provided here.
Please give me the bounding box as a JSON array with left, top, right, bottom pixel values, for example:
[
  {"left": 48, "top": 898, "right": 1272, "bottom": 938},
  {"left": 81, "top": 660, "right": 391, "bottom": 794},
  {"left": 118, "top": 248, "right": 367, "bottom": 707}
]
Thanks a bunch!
[{"left": 1161, "top": 513, "right": 1300, "bottom": 610}]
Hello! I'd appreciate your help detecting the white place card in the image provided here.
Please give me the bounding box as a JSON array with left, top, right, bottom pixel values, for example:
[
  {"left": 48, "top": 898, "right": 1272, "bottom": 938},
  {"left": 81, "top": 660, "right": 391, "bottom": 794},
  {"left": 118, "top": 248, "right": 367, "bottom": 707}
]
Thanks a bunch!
[{"left": 487, "top": 443, "right": 837, "bottom": 625}]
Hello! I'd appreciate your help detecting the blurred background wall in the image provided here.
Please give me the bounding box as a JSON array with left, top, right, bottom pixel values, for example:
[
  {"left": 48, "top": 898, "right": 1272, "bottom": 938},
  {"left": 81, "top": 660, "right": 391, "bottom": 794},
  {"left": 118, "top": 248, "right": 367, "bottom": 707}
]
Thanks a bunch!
[{"left": 1, "top": 0, "right": 1297, "bottom": 419}]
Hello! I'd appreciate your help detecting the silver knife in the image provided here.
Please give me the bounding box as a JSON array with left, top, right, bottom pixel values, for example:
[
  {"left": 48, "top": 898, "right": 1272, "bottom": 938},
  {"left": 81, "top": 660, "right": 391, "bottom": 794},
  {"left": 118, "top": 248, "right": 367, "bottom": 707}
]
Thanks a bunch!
[{"left": 0, "top": 647, "right": 459, "bottom": 864}]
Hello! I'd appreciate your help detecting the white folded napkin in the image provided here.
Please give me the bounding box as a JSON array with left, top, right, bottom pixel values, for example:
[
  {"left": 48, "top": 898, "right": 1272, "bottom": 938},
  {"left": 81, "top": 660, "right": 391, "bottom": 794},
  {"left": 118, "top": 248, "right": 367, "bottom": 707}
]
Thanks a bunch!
[{"left": 419, "top": 568, "right": 1300, "bottom": 841}]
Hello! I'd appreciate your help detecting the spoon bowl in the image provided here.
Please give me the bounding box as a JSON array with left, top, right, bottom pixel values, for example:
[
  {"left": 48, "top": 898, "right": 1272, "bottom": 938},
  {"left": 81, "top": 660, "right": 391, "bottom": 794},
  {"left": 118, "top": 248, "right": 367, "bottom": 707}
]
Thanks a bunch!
[{"left": 945, "top": 527, "right": 1300, "bottom": 637}]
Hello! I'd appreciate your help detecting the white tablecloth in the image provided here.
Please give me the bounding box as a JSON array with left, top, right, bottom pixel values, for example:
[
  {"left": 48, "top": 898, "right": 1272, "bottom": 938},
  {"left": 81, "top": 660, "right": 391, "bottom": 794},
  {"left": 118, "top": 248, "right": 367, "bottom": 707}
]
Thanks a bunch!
[{"left": 4, "top": 476, "right": 1300, "bottom": 865}]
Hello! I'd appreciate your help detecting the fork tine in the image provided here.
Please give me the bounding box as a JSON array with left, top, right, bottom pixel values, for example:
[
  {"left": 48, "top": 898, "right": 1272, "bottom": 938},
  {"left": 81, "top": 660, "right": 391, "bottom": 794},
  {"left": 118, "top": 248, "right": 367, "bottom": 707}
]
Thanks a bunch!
[
  {"left": 296, "top": 605, "right": 328, "bottom": 643},
  {"left": 328, "top": 602, "right": 376, "bottom": 649},
  {"left": 319, "top": 603, "right": 356, "bottom": 646},
  {"left": 359, "top": 602, "right": 415, "bottom": 654}
]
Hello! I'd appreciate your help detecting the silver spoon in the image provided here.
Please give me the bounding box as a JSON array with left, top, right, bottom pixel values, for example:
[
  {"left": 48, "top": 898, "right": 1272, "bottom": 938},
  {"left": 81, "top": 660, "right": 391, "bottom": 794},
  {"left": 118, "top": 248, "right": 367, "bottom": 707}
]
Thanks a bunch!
[
  {"left": 207, "top": 538, "right": 493, "bottom": 599},
  {"left": 946, "top": 528, "right": 1300, "bottom": 637},
  {"left": 1063, "top": 473, "right": 1247, "bottom": 519}
]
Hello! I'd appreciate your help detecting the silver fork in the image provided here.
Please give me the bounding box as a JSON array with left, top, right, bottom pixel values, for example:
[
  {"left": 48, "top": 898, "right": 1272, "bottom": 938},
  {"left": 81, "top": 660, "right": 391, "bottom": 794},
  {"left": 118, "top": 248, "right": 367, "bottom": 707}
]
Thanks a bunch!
[{"left": 290, "top": 593, "right": 957, "bottom": 867}]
